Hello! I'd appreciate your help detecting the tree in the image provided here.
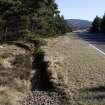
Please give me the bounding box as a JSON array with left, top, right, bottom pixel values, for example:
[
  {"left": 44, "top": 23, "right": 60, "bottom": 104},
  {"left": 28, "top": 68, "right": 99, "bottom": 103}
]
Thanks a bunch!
[
  {"left": 90, "top": 16, "right": 101, "bottom": 33},
  {"left": 100, "top": 13, "right": 105, "bottom": 33},
  {"left": 0, "top": 0, "right": 71, "bottom": 41}
]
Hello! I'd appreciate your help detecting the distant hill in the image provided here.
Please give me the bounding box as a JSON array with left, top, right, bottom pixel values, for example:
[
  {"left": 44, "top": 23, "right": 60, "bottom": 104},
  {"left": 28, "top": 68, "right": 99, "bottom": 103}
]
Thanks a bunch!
[{"left": 66, "top": 19, "right": 92, "bottom": 31}]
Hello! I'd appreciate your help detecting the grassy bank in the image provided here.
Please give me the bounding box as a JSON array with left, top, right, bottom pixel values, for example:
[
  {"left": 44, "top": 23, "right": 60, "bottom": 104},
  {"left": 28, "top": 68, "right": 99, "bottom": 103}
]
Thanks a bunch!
[
  {"left": 1, "top": 32, "right": 105, "bottom": 105},
  {"left": 42, "top": 32, "right": 105, "bottom": 105}
]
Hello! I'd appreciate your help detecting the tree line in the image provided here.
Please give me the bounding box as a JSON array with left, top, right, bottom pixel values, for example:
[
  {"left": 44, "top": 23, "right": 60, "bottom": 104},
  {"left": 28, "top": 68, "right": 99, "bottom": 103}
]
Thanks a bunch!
[
  {"left": 0, "top": 0, "right": 71, "bottom": 41},
  {"left": 90, "top": 13, "right": 105, "bottom": 33}
]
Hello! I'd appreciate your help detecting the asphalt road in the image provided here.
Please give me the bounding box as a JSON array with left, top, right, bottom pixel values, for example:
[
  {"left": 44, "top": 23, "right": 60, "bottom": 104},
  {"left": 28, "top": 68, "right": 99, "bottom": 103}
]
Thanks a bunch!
[{"left": 76, "top": 31, "right": 105, "bottom": 53}]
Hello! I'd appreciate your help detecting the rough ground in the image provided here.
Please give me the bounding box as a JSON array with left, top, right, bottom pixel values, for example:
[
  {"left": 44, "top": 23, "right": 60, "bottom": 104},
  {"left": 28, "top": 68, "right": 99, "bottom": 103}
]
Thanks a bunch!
[
  {"left": 42, "top": 33, "right": 105, "bottom": 105},
  {"left": 0, "top": 42, "right": 60, "bottom": 105},
  {"left": 1, "top": 32, "right": 105, "bottom": 105},
  {"left": 0, "top": 43, "right": 33, "bottom": 105}
]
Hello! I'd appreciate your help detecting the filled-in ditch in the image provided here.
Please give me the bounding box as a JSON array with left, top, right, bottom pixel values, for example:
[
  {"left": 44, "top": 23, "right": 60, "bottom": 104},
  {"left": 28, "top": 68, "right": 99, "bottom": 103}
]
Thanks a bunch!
[
  {"left": 31, "top": 50, "right": 54, "bottom": 91},
  {"left": 18, "top": 40, "right": 73, "bottom": 105},
  {"left": 0, "top": 39, "right": 72, "bottom": 105}
]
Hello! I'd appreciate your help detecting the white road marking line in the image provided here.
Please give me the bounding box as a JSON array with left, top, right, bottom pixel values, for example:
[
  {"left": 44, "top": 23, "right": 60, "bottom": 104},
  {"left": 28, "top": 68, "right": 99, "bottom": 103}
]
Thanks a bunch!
[{"left": 89, "top": 44, "right": 105, "bottom": 56}]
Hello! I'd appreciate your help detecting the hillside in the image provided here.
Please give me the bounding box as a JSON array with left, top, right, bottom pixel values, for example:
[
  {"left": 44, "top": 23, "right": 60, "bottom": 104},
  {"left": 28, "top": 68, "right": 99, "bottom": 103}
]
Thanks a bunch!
[{"left": 66, "top": 19, "right": 92, "bottom": 31}]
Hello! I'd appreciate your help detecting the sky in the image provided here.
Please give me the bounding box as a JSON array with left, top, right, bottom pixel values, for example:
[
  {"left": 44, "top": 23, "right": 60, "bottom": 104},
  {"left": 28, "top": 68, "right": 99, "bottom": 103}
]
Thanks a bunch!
[{"left": 56, "top": 0, "right": 105, "bottom": 21}]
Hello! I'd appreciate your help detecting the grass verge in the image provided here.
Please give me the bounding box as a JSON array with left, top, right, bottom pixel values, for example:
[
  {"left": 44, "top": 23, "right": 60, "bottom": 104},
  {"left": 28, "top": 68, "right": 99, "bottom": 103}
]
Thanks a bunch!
[{"left": 42, "top": 32, "right": 105, "bottom": 105}]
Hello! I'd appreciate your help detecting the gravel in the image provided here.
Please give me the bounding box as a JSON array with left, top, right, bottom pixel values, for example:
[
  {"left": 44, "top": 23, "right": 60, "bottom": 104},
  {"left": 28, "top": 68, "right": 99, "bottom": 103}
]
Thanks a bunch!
[{"left": 21, "top": 91, "right": 59, "bottom": 105}]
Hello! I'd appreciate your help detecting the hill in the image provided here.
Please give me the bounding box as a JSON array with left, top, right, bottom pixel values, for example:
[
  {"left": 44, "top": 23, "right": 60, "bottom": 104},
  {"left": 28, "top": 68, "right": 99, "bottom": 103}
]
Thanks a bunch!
[{"left": 66, "top": 19, "right": 92, "bottom": 31}]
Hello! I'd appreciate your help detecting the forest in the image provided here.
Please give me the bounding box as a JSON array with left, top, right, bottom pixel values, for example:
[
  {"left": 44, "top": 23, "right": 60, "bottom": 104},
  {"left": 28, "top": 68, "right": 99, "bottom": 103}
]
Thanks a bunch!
[
  {"left": 90, "top": 13, "right": 105, "bottom": 33},
  {"left": 0, "top": 0, "right": 71, "bottom": 42}
]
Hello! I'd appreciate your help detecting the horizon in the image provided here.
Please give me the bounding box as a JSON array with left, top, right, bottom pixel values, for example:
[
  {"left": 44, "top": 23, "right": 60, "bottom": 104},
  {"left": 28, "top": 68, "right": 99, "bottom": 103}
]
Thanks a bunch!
[
  {"left": 66, "top": 19, "right": 92, "bottom": 22},
  {"left": 56, "top": 0, "right": 105, "bottom": 21}
]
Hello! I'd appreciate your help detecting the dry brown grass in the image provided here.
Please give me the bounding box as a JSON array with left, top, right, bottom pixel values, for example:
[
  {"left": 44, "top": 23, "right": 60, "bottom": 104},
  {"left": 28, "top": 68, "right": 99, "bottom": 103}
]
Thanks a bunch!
[
  {"left": 42, "top": 33, "right": 105, "bottom": 105},
  {"left": 0, "top": 86, "right": 23, "bottom": 105},
  {"left": 1, "top": 33, "right": 105, "bottom": 105},
  {"left": 0, "top": 44, "right": 32, "bottom": 105}
]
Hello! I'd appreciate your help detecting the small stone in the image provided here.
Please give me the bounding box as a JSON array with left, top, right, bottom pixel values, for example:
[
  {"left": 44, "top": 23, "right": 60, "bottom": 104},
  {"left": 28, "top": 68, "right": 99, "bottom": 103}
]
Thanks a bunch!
[{"left": 21, "top": 91, "right": 59, "bottom": 105}]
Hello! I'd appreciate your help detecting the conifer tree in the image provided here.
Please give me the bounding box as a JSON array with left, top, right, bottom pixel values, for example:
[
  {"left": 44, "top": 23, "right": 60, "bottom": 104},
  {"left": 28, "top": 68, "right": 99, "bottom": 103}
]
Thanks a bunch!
[
  {"left": 100, "top": 13, "right": 105, "bottom": 33},
  {"left": 90, "top": 16, "right": 101, "bottom": 33},
  {"left": 0, "top": 0, "right": 71, "bottom": 41}
]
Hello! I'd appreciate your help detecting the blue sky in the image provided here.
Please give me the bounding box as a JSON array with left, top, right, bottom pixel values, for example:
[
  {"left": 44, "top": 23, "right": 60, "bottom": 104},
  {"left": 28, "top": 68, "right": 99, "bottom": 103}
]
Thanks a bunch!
[{"left": 56, "top": 0, "right": 105, "bottom": 21}]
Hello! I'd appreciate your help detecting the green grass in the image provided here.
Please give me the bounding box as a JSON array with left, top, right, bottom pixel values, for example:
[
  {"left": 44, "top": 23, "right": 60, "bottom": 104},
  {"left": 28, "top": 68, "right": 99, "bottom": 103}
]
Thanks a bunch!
[{"left": 42, "top": 33, "right": 105, "bottom": 105}]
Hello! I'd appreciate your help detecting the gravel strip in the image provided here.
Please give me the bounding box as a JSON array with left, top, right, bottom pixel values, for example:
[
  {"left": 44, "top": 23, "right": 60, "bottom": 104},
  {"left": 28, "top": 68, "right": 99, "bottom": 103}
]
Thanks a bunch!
[{"left": 21, "top": 91, "right": 59, "bottom": 105}]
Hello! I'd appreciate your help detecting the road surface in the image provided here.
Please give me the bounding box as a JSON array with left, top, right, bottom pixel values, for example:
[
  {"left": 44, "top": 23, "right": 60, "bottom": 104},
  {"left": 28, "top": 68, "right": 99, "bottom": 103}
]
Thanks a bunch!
[{"left": 76, "top": 31, "right": 105, "bottom": 54}]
